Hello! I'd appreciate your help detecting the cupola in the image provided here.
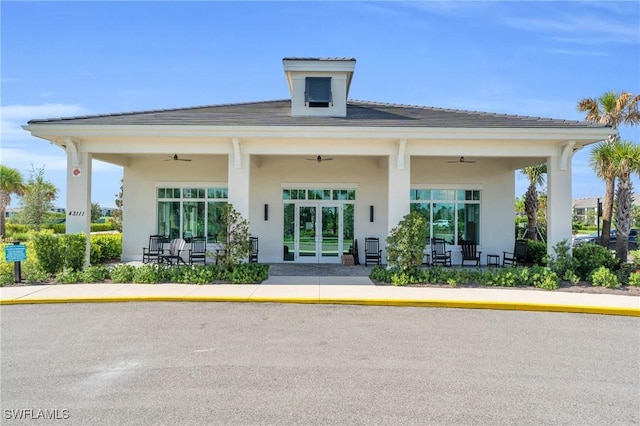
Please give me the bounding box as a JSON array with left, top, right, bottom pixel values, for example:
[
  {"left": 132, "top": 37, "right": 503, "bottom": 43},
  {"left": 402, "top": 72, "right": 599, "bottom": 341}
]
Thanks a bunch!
[{"left": 283, "top": 57, "right": 356, "bottom": 117}]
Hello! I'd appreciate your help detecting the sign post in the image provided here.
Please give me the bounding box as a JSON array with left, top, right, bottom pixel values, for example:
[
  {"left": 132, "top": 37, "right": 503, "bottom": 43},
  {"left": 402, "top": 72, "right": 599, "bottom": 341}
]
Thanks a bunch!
[{"left": 5, "top": 242, "right": 26, "bottom": 283}]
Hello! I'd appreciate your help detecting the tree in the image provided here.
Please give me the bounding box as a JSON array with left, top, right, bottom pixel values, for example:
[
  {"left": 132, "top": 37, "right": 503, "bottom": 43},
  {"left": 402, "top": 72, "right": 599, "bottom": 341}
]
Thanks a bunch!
[
  {"left": 577, "top": 91, "right": 640, "bottom": 247},
  {"left": 610, "top": 141, "right": 640, "bottom": 262},
  {"left": 521, "top": 164, "right": 546, "bottom": 240},
  {"left": 112, "top": 179, "right": 123, "bottom": 232},
  {"left": 210, "top": 203, "right": 251, "bottom": 269},
  {"left": 386, "top": 211, "right": 429, "bottom": 271},
  {"left": 91, "top": 202, "right": 102, "bottom": 222},
  {"left": 589, "top": 142, "right": 617, "bottom": 247},
  {"left": 0, "top": 165, "right": 25, "bottom": 239},
  {"left": 19, "top": 165, "right": 58, "bottom": 231}
]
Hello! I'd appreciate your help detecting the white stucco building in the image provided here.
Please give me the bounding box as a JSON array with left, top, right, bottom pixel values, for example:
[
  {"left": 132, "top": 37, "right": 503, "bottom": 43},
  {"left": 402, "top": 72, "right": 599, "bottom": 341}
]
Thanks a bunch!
[{"left": 23, "top": 57, "right": 611, "bottom": 265}]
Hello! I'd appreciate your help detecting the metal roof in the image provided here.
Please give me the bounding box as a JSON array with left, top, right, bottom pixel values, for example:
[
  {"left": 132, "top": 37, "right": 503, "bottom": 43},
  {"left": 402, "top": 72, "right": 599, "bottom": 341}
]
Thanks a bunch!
[{"left": 27, "top": 99, "right": 607, "bottom": 129}]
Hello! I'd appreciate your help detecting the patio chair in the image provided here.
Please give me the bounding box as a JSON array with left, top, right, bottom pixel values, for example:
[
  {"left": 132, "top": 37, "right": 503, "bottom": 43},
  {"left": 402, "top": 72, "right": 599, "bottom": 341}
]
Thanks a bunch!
[
  {"left": 364, "top": 237, "right": 382, "bottom": 265},
  {"left": 249, "top": 237, "right": 259, "bottom": 263},
  {"left": 460, "top": 240, "right": 482, "bottom": 266},
  {"left": 188, "top": 236, "right": 207, "bottom": 265},
  {"left": 503, "top": 239, "right": 528, "bottom": 266},
  {"left": 431, "top": 238, "right": 452, "bottom": 267},
  {"left": 142, "top": 234, "right": 165, "bottom": 264},
  {"left": 159, "top": 238, "right": 186, "bottom": 265}
]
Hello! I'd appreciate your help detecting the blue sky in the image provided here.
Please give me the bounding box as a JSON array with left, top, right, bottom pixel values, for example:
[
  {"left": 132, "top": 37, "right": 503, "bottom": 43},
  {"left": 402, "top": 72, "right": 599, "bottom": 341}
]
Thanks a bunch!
[{"left": 2, "top": 1, "right": 639, "bottom": 209}]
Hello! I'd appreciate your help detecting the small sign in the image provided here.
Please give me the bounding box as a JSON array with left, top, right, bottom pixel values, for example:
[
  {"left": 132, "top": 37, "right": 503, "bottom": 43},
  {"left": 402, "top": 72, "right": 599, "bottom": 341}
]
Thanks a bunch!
[
  {"left": 72, "top": 168, "right": 81, "bottom": 177},
  {"left": 5, "top": 245, "right": 27, "bottom": 262}
]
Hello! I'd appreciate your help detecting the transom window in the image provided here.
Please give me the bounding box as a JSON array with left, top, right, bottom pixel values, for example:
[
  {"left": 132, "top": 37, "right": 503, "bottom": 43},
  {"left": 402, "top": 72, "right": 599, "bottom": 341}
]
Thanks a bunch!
[
  {"left": 305, "top": 77, "right": 332, "bottom": 108},
  {"left": 410, "top": 189, "right": 481, "bottom": 245},
  {"left": 157, "top": 186, "right": 228, "bottom": 242},
  {"left": 283, "top": 188, "right": 356, "bottom": 201}
]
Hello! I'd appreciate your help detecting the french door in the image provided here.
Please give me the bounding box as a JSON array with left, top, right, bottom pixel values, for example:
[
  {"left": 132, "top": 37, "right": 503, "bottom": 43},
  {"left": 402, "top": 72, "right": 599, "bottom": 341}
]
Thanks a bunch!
[{"left": 295, "top": 203, "right": 342, "bottom": 263}]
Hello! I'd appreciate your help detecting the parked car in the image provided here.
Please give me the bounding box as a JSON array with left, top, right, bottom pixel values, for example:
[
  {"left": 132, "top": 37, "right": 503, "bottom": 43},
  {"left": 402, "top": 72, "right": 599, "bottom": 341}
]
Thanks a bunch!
[
  {"left": 433, "top": 219, "right": 450, "bottom": 228},
  {"left": 572, "top": 229, "right": 638, "bottom": 248},
  {"left": 609, "top": 228, "right": 638, "bottom": 249}
]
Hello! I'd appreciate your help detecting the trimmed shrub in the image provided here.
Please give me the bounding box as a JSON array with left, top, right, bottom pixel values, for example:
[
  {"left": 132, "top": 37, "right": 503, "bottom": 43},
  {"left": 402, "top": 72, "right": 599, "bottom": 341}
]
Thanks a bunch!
[
  {"left": 31, "top": 231, "right": 64, "bottom": 274},
  {"left": 90, "top": 234, "right": 122, "bottom": 263},
  {"left": 81, "top": 265, "right": 110, "bottom": 283},
  {"left": 61, "top": 233, "right": 87, "bottom": 271}
]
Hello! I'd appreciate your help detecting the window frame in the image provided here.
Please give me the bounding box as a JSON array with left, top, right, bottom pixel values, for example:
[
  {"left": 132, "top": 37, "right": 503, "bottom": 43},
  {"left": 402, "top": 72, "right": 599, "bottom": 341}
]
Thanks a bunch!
[
  {"left": 156, "top": 183, "right": 228, "bottom": 242},
  {"left": 410, "top": 186, "right": 482, "bottom": 246}
]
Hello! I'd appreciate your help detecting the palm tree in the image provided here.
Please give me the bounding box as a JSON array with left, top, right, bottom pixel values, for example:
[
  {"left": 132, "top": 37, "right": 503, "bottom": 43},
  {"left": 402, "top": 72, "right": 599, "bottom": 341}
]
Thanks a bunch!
[
  {"left": 610, "top": 141, "right": 640, "bottom": 262},
  {"left": 577, "top": 91, "right": 640, "bottom": 247},
  {"left": 589, "top": 143, "right": 617, "bottom": 248},
  {"left": 521, "top": 164, "right": 546, "bottom": 240},
  {"left": 0, "top": 165, "right": 25, "bottom": 239}
]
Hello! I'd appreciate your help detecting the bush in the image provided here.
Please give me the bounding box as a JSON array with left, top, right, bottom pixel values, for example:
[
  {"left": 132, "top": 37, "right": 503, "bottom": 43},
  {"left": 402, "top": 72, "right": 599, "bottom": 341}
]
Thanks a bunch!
[
  {"left": 31, "top": 231, "right": 64, "bottom": 274},
  {"left": 90, "top": 234, "right": 122, "bottom": 263},
  {"left": 527, "top": 240, "right": 547, "bottom": 266},
  {"left": 81, "top": 265, "right": 110, "bottom": 283},
  {"left": 573, "top": 244, "right": 617, "bottom": 280},
  {"left": 55, "top": 269, "right": 82, "bottom": 284},
  {"left": 547, "top": 239, "right": 574, "bottom": 279},
  {"left": 133, "top": 264, "right": 168, "bottom": 284},
  {"left": 227, "top": 263, "right": 269, "bottom": 284},
  {"left": 109, "top": 264, "right": 136, "bottom": 283},
  {"left": 90, "top": 223, "right": 116, "bottom": 232},
  {"left": 61, "top": 233, "right": 87, "bottom": 271},
  {"left": 386, "top": 211, "right": 429, "bottom": 271},
  {"left": 589, "top": 266, "right": 620, "bottom": 288},
  {"left": 369, "top": 265, "right": 392, "bottom": 282},
  {"left": 628, "top": 272, "right": 640, "bottom": 287}
]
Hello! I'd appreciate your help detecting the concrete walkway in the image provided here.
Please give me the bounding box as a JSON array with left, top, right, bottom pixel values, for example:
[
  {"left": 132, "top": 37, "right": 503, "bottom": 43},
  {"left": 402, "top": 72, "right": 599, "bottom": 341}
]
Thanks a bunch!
[{"left": 1, "top": 274, "right": 638, "bottom": 317}]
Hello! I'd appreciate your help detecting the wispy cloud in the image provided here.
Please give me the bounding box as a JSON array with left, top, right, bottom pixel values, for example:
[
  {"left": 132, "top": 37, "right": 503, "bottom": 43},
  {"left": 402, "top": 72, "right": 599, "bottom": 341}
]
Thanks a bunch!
[
  {"left": 500, "top": 8, "right": 639, "bottom": 45},
  {"left": 0, "top": 103, "right": 88, "bottom": 141}
]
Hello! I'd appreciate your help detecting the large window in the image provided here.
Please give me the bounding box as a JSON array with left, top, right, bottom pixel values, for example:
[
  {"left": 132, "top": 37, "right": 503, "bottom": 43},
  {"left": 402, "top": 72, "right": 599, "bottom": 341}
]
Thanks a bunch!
[
  {"left": 157, "top": 186, "right": 227, "bottom": 242},
  {"left": 410, "top": 189, "right": 480, "bottom": 245}
]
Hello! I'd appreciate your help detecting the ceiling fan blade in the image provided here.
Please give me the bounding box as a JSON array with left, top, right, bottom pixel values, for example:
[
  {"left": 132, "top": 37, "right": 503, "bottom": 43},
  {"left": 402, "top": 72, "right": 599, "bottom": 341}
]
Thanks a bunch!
[
  {"left": 305, "top": 155, "right": 333, "bottom": 162},
  {"left": 448, "top": 156, "right": 475, "bottom": 163},
  {"left": 167, "top": 154, "right": 192, "bottom": 162}
]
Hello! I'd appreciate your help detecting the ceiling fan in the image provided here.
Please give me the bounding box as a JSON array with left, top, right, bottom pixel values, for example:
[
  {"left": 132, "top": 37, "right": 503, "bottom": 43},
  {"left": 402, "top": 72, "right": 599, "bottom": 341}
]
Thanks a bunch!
[
  {"left": 306, "top": 155, "right": 333, "bottom": 163},
  {"left": 447, "top": 156, "right": 475, "bottom": 164},
  {"left": 165, "top": 154, "right": 192, "bottom": 162}
]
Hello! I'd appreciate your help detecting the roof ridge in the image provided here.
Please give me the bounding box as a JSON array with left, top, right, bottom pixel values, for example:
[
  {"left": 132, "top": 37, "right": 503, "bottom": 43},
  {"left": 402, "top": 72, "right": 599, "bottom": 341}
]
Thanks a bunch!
[
  {"left": 28, "top": 99, "right": 290, "bottom": 123},
  {"left": 348, "top": 99, "right": 593, "bottom": 125}
]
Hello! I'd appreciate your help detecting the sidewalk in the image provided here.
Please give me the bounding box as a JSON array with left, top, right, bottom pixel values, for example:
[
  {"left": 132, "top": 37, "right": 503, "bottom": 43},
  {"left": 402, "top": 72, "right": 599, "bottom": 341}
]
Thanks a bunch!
[{"left": 1, "top": 276, "right": 638, "bottom": 316}]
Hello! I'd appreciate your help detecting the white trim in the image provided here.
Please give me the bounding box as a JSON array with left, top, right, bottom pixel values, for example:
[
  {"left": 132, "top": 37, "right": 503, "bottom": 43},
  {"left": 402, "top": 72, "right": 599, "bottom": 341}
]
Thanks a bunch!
[
  {"left": 559, "top": 140, "right": 576, "bottom": 171},
  {"left": 397, "top": 139, "right": 407, "bottom": 170},
  {"left": 155, "top": 182, "right": 227, "bottom": 187},
  {"left": 280, "top": 182, "right": 358, "bottom": 188},
  {"left": 24, "top": 124, "right": 613, "bottom": 143},
  {"left": 231, "top": 137, "right": 241, "bottom": 168},
  {"left": 411, "top": 184, "right": 484, "bottom": 190}
]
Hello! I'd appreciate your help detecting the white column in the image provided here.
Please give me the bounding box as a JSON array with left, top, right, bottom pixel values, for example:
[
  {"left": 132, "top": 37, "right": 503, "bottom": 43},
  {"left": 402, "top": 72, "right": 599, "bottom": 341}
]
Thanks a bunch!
[
  {"left": 227, "top": 139, "right": 250, "bottom": 219},
  {"left": 546, "top": 154, "right": 572, "bottom": 253},
  {"left": 388, "top": 152, "right": 411, "bottom": 235},
  {"left": 65, "top": 150, "right": 92, "bottom": 266}
]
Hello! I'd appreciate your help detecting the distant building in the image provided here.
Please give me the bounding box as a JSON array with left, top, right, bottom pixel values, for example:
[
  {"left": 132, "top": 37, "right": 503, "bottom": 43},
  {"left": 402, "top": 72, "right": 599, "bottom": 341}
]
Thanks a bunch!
[{"left": 573, "top": 195, "right": 640, "bottom": 225}]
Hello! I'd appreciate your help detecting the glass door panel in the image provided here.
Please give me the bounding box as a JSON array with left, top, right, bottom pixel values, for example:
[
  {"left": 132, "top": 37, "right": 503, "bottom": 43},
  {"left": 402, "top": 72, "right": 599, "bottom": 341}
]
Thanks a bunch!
[
  {"left": 321, "top": 206, "right": 339, "bottom": 258},
  {"left": 298, "top": 206, "right": 317, "bottom": 259}
]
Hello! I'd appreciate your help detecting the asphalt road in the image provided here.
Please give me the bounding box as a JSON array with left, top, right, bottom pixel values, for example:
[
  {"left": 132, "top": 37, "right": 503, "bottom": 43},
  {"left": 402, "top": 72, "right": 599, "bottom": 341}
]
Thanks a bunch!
[{"left": 1, "top": 303, "right": 638, "bottom": 425}]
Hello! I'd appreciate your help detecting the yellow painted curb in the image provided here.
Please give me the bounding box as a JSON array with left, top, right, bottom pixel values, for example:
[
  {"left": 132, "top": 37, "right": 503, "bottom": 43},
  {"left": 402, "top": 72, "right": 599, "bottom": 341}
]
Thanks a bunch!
[{"left": 0, "top": 296, "right": 638, "bottom": 317}]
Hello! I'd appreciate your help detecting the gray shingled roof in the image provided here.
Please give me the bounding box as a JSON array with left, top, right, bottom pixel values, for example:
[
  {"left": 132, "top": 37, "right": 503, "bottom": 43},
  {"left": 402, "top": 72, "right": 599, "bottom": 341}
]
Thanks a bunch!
[{"left": 27, "top": 99, "right": 607, "bottom": 129}]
